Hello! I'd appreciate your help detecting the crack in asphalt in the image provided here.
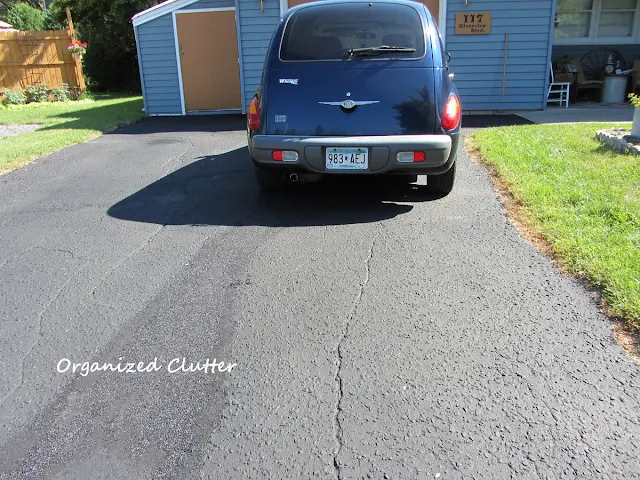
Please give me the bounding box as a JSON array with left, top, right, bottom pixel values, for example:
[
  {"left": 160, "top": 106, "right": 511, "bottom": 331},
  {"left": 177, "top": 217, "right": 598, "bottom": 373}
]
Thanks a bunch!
[
  {"left": 89, "top": 225, "right": 164, "bottom": 298},
  {"left": 159, "top": 138, "right": 193, "bottom": 176},
  {"left": 0, "top": 244, "right": 40, "bottom": 273},
  {"left": 333, "top": 228, "right": 380, "bottom": 480},
  {"left": 89, "top": 160, "right": 206, "bottom": 300},
  {"left": 34, "top": 247, "right": 80, "bottom": 260},
  {"left": 2, "top": 141, "right": 202, "bottom": 408},
  {"left": 0, "top": 261, "right": 88, "bottom": 408},
  {"left": 0, "top": 214, "right": 105, "bottom": 275}
]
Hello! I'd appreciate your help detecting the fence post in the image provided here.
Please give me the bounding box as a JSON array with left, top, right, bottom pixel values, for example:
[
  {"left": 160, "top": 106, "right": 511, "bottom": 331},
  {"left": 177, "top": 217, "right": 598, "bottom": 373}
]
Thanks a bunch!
[{"left": 66, "top": 7, "right": 86, "bottom": 93}]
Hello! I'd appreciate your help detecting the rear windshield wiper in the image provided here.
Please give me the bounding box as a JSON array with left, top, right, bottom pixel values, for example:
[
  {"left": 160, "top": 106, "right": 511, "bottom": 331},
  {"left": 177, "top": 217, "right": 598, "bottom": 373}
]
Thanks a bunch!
[{"left": 347, "top": 45, "right": 416, "bottom": 58}]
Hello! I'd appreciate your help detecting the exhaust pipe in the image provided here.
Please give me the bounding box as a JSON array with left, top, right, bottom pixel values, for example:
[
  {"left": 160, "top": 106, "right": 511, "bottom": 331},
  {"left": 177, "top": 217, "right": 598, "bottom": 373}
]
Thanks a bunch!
[{"left": 289, "top": 173, "right": 299, "bottom": 183}]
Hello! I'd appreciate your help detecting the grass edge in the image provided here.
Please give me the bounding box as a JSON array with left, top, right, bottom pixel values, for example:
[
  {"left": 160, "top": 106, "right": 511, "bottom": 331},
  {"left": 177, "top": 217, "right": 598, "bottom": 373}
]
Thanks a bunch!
[
  {"left": 464, "top": 135, "right": 640, "bottom": 362},
  {"left": 0, "top": 115, "right": 146, "bottom": 175}
]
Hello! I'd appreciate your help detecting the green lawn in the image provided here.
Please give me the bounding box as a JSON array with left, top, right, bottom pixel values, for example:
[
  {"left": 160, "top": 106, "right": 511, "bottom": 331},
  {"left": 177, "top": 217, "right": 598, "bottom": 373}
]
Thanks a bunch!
[
  {"left": 0, "top": 94, "right": 144, "bottom": 172},
  {"left": 471, "top": 122, "right": 640, "bottom": 330}
]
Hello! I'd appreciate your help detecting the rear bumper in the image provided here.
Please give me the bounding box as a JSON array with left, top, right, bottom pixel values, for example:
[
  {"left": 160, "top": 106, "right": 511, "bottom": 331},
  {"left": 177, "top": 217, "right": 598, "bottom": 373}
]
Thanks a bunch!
[{"left": 248, "top": 133, "right": 458, "bottom": 175}]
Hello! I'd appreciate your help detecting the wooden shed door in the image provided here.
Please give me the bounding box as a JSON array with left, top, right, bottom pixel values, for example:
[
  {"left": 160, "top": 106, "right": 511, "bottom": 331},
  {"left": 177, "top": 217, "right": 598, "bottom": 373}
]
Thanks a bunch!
[
  {"left": 286, "top": 0, "right": 439, "bottom": 23},
  {"left": 176, "top": 10, "right": 241, "bottom": 111},
  {"left": 420, "top": 0, "right": 439, "bottom": 19}
]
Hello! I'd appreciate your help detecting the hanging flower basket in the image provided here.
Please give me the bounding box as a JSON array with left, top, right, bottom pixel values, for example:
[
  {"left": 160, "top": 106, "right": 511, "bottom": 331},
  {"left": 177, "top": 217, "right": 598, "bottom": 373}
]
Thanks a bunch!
[{"left": 67, "top": 40, "right": 87, "bottom": 59}]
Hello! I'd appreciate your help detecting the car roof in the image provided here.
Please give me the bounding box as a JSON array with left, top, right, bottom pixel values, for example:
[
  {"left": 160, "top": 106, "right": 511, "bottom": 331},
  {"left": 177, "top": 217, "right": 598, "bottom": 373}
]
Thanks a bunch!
[{"left": 284, "top": 0, "right": 432, "bottom": 15}]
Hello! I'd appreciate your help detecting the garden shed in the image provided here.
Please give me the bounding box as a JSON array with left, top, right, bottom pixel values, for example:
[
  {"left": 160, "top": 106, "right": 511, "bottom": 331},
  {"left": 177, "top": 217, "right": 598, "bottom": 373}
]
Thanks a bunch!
[{"left": 133, "top": 0, "right": 640, "bottom": 115}]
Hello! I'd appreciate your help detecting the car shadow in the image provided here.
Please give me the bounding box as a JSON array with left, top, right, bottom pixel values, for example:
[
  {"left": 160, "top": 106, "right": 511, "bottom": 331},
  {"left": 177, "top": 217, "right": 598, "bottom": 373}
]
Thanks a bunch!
[
  {"left": 461, "top": 114, "right": 535, "bottom": 128},
  {"left": 113, "top": 114, "right": 249, "bottom": 134},
  {"left": 107, "top": 147, "right": 447, "bottom": 227}
]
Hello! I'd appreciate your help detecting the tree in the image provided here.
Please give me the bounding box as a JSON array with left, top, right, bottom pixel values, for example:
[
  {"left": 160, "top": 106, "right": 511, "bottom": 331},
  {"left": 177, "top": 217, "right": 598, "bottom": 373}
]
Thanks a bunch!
[
  {"left": 7, "top": 2, "right": 44, "bottom": 30},
  {"left": 42, "top": 10, "right": 64, "bottom": 29},
  {"left": 0, "top": 1, "right": 46, "bottom": 10},
  {"left": 50, "top": 0, "right": 160, "bottom": 92}
]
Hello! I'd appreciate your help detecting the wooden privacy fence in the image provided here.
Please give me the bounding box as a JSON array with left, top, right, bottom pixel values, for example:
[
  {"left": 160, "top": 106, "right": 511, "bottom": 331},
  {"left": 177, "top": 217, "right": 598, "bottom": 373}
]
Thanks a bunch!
[{"left": 0, "top": 28, "right": 85, "bottom": 92}]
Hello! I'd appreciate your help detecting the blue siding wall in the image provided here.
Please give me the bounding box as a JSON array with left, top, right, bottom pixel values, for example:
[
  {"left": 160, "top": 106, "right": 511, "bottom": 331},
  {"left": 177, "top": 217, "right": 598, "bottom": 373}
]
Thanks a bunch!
[
  {"left": 445, "top": 0, "right": 554, "bottom": 111},
  {"left": 137, "top": 15, "right": 182, "bottom": 115},
  {"left": 136, "top": 0, "right": 236, "bottom": 115},
  {"left": 236, "top": 0, "right": 281, "bottom": 110}
]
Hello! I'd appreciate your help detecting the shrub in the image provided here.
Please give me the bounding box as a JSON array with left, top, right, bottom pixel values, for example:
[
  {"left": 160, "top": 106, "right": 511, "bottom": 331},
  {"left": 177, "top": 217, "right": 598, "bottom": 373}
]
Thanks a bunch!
[
  {"left": 42, "top": 10, "right": 65, "bottom": 30},
  {"left": 26, "top": 83, "right": 49, "bottom": 103},
  {"left": 2, "top": 89, "right": 27, "bottom": 106},
  {"left": 52, "top": 86, "right": 70, "bottom": 102},
  {"left": 67, "top": 87, "right": 86, "bottom": 101},
  {"left": 50, "top": 0, "right": 150, "bottom": 92},
  {"left": 7, "top": 3, "right": 44, "bottom": 31}
]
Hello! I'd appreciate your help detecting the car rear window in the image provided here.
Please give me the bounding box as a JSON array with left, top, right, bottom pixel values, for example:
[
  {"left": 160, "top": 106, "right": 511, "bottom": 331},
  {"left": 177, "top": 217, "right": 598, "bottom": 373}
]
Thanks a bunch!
[{"left": 280, "top": 3, "right": 426, "bottom": 61}]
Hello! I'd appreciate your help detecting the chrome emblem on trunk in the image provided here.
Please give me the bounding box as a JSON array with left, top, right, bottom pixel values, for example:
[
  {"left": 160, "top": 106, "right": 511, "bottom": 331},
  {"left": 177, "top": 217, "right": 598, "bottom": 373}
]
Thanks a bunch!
[{"left": 318, "top": 100, "right": 379, "bottom": 108}]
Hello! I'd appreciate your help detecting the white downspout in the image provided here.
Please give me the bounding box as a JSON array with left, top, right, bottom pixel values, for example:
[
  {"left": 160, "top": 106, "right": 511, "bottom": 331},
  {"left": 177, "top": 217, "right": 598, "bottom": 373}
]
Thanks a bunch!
[{"left": 439, "top": 0, "right": 448, "bottom": 48}]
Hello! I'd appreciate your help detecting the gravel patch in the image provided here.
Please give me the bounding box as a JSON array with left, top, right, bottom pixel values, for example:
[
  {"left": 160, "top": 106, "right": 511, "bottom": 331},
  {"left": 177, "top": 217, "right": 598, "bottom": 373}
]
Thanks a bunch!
[{"left": 0, "top": 124, "right": 41, "bottom": 140}]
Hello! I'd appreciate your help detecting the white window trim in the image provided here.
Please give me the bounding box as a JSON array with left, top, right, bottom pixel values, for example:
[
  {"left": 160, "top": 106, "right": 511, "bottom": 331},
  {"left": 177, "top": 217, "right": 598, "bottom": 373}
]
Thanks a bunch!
[
  {"left": 175, "top": 7, "right": 235, "bottom": 13},
  {"left": 439, "top": 0, "right": 447, "bottom": 47},
  {"left": 133, "top": 0, "right": 200, "bottom": 27},
  {"left": 554, "top": 0, "right": 640, "bottom": 45},
  {"left": 171, "top": 12, "right": 186, "bottom": 115}
]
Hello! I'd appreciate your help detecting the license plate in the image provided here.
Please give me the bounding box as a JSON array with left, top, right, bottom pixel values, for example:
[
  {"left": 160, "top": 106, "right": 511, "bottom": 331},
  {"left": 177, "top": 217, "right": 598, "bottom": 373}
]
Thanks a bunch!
[{"left": 325, "top": 147, "right": 368, "bottom": 170}]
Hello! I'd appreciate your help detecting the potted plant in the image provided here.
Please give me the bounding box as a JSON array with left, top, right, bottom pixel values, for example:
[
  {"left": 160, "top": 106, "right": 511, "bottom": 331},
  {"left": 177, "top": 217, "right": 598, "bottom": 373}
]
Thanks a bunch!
[
  {"left": 553, "top": 55, "right": 576, "bottom": 83},
  {"left": 629, "top": 93, "right": 640, "bottom": 138},
  {"left": 67, "top": 40, "right": 87, "bottom": 60}
]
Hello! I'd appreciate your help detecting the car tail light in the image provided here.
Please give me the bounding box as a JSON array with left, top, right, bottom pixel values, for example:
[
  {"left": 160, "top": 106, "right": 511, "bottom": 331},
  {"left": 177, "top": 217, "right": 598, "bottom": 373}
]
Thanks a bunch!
[
  {"left": 271, "top": 151, "right": 298, "bottom": 162},
  {"left": 248, "top": 96, "right": 261, "bottom": 130},
  {"left": 397, "top": 151, "right": 426, "bottom": 163},
  {"left": 441, "top": 95, "right": 461, "bottom": 131}
]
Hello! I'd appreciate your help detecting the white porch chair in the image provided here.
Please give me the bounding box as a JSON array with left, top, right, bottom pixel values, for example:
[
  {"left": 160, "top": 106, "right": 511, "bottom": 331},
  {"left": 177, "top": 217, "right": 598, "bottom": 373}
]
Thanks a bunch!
[{"left": 547, "top": 63, "right": 571, "bottom": 108}]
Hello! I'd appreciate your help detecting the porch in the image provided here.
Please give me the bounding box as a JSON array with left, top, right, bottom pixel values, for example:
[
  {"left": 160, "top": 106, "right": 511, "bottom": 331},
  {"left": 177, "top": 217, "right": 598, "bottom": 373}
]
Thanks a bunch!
[
  {"left": 550, "top": 0, "right": 640, "bottom": 106},
  {"left": 518, "top": 102, "right": 634, "bottom": 124}
]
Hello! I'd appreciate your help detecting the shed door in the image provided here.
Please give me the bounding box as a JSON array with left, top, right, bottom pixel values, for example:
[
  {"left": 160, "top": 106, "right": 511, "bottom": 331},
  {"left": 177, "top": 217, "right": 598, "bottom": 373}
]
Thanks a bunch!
[
  {"left": 421, "top": 0, "right": 438, "bottom": 19},
  {"left": 176, "top": 10, "right": 241, "bottom": 111},
  {"left": 286, "top": 0, "right": 439, "bottom": 24}
]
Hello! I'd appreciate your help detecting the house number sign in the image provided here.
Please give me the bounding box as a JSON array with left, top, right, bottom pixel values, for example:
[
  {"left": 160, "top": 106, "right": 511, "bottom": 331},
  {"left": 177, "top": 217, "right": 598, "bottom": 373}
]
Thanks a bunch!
[{"left": 455, "top": 12, "right": 491, "bottom": 34}]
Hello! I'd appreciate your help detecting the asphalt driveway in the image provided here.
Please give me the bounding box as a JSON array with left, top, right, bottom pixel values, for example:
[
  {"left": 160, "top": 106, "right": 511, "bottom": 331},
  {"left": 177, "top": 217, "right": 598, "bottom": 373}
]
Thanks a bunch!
[{"left": 0, "top": 116, "right": 638, "bottom": 479}]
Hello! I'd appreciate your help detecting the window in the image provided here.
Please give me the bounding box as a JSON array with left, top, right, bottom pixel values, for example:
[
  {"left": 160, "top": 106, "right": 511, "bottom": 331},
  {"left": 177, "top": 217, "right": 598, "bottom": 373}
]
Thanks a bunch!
[
  {"left": 279, "top": 3, "right": 426, "bottom": 61},
  {"left": 555, "top": 0, "right": 593, "bottom": 38},
  {"left": 599, "top": 0, "right": 636, "bottom": 37},
  {"left": 554, "top": 0, "right": 640, "bottom": 44}
]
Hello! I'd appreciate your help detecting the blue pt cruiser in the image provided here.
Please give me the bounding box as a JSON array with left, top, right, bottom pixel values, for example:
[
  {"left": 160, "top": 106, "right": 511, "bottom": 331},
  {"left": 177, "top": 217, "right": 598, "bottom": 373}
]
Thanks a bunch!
[{"left": 247, "top": 0, "right": 461, "bottom": 195}]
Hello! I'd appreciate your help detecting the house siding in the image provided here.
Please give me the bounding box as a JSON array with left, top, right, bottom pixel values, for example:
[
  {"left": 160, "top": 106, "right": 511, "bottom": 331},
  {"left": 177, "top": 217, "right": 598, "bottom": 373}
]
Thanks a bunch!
[
  {"left": 135, "top": 0, "right": 236, "bottom": 115},
  {"left": 236, "top": 0, "right": 282, "bottom": 111},
  {"left": 136, "top": 15, "right": 182, "bottom": 115},
  {"left": 445, "top": 0, "right": 554, "bottom": 110}
]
